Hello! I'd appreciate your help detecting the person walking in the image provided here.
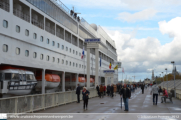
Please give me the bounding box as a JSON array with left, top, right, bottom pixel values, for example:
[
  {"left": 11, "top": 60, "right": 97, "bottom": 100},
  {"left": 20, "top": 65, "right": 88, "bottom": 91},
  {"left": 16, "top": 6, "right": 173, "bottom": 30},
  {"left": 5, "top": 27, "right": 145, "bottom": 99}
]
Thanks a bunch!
[
  {"left": 107, "top": 85, "right": 110, "bottom": 96},
  {"left": 76, "top": 84, "right": 81, "bottom": 103},
  {"left": 141, "top": 84, "right": 144, "bottom": 94},
  {"left": 104, "top": 85, "right": 106, "bottom": 96},
  {"left": 158, "top": 86, "right": 162, "bottom": 95},
  {"left": 150, "top": 82, "right": 159, "bottom": 105},
  {"left": 119, "top": 84, "right": 131, "bottom": 111},
  {"left": 96, "top": 85, "right": 100, "bottom": 98},
  {"left": 82, "top": 87, "right": 90, "bottom": 110},
  {"left": 110, "top": 84, "right": 114, "bottom": 98},
  {"left": 161, "top": 88, "right": 168, "bottom": 103},
  {"left": 99, "top": 85, "right": 104, "bottom": 98}
]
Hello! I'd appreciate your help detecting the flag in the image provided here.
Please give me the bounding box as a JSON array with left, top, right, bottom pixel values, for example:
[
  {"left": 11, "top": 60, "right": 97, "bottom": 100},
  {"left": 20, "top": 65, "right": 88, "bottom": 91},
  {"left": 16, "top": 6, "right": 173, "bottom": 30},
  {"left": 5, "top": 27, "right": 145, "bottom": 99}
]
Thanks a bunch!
[
  {"left": 100, "top": 57, "right": 101, "bottom": 67},
  {"left": 114, "top": 65, "right": 118, "bottom": 70},
  {"left": 109, "top": 62, "right": 112, "bottom": 69},
  {"left": 122, "top": 68, "right": 124, "bottom": 73},
  {"left": 81, "top": 48, "right": 84, "bottom": 59}
]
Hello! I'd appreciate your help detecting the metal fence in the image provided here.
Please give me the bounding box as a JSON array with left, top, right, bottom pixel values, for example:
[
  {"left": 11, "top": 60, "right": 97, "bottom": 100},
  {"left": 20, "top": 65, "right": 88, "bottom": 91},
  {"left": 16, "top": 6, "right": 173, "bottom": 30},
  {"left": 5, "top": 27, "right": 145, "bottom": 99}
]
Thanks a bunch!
[
  {"left": 0, "top": 89, "right": 97, "bottom": 113},
  {"left": 158, "top": 80, "right": 181, "bottom": 100}
]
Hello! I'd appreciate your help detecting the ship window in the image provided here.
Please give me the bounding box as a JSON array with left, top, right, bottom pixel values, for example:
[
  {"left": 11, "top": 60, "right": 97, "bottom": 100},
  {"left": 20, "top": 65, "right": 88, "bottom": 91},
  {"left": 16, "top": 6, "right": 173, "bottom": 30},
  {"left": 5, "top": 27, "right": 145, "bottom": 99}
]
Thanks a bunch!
[
  {"left": 70, "top": 48, "right": 71, "bottom": 53},
  {"left": 73, "top": 62, "right": 75, "bottom": 67},
  {"left": 79, "top": 64, "right": 81, "bottom": 68},
  {"left": 76, "top": 63, "right": 78, "bottom": 67},
  {"left": 16, "top": 25, "right": 20, "bottom": 33},
  {"left": 12, "top": 73, "right": 20, "bottom": 80},
  {"left": 26, "top": 74, "right": 34, "bottom": 80},
  {"left": 79, "top": 53, "right": 81, "bottom": 56},
  {"left": 16, "top": 47, "right": 20, "bottom": 55},
  {"left": 73, "top": 50, "right": 75, "bottom": 54},
  {"left": 3, "top": 44, "right": 8, "bottom": 52},
  {"left": 82, "top": 65, "right": 83, "bottom": 68},
  {"left": 3, "top": 20, "right": 8, "bottom": 28},
  {"left": 84, "top": 65, "right": 86, "bottom": 69},
  {"left": 57, "top": 43, "right": 60, "bottom": 48},
  {"left": 46, "top": 55, "right": 49, "bottom": 61},
  {"left": 25, "top": 50, "right": 29, "bottom": 57},
  {"left": 70, "top": 62, "right": 71, "bottom": 66},
  {"left": 76, "top": 51, "right": 78, "bottom": 55},
  {"left": 47, "top": 38, "right": 49, "bottom": 44},
  {"left": 33, "top": 52, "right": 37, "bottom": 58},
  {"left": 40, "top": 54, "right": 43, "bottom": 60},
  {"left": 62, "top": 59, "right": 64, "bottom": 64},
  {"left": 52, "top": 41, "right": 55, "bottom": 46},
  {"left": 5, "top": 73, "right": 11, "bottom": 80},
  {"left": 33, "top": 33, "right": 37, "bottom": 39},
  {"left": 25, "top": 29, "right": 29, "bottom": 36},
  {"left": 52, "top": 57, "right": 55, "bottom": 62},
  {"left": 62, "top": 45, "right": 64, "bottom": 50},
  {"left": 57, "top": 58, "right": 59, "bottom": 63},
  {"left": 66, "top": 47, "right": 68, "bottom": 51},
  {"left": 40, "top": 36, "right": 43, "bottom": 42},
  {"left": 66, "top": 61, "right": 68, "bottom": 65}
]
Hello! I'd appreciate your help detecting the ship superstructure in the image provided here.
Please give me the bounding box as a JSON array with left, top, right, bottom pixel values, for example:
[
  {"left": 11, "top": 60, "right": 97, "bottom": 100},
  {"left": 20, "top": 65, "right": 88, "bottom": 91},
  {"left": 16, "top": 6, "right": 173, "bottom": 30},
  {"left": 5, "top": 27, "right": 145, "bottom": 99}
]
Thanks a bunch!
[{"left": 0, "top": 0, "right": 118, "bottom": 95}]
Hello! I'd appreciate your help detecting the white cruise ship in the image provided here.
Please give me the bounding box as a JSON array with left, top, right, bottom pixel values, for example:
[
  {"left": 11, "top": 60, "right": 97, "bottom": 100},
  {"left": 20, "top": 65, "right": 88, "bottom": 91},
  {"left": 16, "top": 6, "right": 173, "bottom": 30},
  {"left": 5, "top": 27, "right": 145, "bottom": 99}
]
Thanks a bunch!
[{"left": 0, "top": 0, "right": 118, "bottom": 96}]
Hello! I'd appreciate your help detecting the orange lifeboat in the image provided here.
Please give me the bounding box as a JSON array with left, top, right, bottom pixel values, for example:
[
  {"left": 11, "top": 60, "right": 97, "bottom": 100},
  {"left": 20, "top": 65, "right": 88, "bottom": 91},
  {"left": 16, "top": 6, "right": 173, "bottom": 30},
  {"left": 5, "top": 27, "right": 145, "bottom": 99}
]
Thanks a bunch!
[{"left": 36, "top": 74, "right": 61, "bottom": 82}]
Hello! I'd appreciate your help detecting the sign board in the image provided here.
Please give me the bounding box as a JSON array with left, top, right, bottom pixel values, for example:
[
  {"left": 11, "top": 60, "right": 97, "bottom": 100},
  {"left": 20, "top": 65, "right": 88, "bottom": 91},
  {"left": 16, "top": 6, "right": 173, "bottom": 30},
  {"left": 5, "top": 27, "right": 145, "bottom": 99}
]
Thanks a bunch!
[
  {"left": 115, "top": 62, "right": 121, "bottom": 68},
  {"left": 85, "top": 38, "right": 101, "bottom": 43},
  {"left": 103, "top": 70, "right": 115, "bottom": 74}
]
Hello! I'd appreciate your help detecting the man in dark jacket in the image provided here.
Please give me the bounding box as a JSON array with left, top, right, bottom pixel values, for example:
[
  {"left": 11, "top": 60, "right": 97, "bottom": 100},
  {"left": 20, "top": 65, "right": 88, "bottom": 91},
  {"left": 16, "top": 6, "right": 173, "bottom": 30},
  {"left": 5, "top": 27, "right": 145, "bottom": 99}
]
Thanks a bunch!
[
  {"left": 107, "top": 85, "right": 111, "bottom": 96},
  {"left": 110, "top": 84, "right": 114, "bottom": 98},
  {"left": 141, "top": 84, "right": 145, "bottom": 94},
  {"left": 119, "top": 84, "right": 131, "bottom": 111},
  {"left": 96, "top": 85, "right": 100, "bottom": 97},
  {"left": 76, "top": 84, "right": 81, "bottom": 103}
]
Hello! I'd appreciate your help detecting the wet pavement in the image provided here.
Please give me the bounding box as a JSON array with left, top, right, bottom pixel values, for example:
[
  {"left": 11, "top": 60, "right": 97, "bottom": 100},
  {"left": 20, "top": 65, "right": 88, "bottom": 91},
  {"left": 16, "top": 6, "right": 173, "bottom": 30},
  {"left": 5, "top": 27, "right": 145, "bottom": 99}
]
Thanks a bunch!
[
  {"left": 9, "top": 87, "right": 181, "bottom": 120},
  {"left": 35, "top": 87, "right": 181, "bottom": 113}
]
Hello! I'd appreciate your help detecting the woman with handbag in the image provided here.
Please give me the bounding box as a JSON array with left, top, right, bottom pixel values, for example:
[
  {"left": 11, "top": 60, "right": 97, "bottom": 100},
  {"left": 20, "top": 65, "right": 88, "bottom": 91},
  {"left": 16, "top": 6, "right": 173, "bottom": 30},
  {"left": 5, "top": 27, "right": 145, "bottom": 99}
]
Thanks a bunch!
[{"left": 82, "top": 87, "right": 90, "bottom": 110}]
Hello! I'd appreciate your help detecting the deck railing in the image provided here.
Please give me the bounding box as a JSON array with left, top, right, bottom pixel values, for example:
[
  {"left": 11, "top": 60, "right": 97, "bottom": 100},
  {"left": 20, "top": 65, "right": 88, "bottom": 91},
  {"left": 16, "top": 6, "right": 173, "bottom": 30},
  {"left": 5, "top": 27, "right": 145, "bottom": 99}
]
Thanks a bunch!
[
  {"left": 0, "top": 89, "right": 97, "bottom": 113},
  {"left": 45, "top": 26, "right": 55, "bottom": 35},
  {"left": 0, "top": 0, "right": 9, "bottom": 12},
  {"left": 13, "top": 8, "right": 30, "bottom": 22},
  {"left": 31, "top": 18, "right": 44, "bottom": 29}
]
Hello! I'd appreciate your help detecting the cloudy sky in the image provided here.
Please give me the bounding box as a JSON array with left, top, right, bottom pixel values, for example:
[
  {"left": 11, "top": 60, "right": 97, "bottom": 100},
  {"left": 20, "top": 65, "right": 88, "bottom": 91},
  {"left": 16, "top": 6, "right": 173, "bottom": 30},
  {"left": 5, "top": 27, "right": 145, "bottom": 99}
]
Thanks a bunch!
[{"left": 61, "top": 0, "right": 181, "bottom": 81}]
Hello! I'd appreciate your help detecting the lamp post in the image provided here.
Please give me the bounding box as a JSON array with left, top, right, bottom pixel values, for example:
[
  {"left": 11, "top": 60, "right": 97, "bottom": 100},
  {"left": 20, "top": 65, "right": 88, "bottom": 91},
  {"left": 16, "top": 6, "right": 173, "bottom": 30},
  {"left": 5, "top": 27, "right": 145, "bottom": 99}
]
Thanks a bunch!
[
  {"left": 162, "top": 72, "right": 164, "bottom": 88},
  {"left": 165, "top": 68, "right": 168, "bottom": 92},
  {"left": 171, "top": 61, "right": 176, "bottom": 97}
]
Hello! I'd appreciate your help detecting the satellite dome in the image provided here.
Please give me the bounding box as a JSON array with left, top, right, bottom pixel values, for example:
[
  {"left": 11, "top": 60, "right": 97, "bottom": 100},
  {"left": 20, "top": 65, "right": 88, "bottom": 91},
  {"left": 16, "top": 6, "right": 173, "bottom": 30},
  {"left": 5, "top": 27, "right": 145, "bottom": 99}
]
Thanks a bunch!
[{"left": 90, "top": 24, "right": 97, "bottom": 31}]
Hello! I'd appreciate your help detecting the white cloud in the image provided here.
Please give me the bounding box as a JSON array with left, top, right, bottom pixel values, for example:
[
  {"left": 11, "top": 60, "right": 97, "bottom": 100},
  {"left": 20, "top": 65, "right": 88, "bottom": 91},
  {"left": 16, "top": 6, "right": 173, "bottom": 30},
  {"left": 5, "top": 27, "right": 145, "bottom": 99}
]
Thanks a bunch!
[
  {"left": 103, "top": 17, "right": 181, "bottom": 74},
  {"left": 116, "top": 8, "right": 158, "bottom": 22}
]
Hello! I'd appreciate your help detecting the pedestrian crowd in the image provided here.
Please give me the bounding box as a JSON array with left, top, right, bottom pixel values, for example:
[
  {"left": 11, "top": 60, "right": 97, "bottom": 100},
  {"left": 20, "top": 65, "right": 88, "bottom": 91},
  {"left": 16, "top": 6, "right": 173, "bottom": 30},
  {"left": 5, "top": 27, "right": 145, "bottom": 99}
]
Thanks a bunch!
[{"left": 75, "top": 82, "right": 169, "bottom": 112}]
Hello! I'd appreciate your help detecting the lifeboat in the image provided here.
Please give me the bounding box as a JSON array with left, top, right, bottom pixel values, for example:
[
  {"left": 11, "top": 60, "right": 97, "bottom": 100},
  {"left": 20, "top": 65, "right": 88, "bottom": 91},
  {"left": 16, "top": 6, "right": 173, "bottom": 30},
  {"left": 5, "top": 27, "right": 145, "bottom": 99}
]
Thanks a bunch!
[
  {"left": 35, "top": 74, "right": 61, "bottom": 89},
  {"left": 0, "top": 66, "right": 37, "bottom": 96}
]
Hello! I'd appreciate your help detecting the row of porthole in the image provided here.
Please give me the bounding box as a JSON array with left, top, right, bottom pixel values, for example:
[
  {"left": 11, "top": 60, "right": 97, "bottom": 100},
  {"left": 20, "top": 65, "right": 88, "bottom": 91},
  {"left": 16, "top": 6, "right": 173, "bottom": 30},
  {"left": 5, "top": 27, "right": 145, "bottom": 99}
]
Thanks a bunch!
[
  {"left": 2, "top": 20, "right": 84, "bottom": 57},
  {"left": 2, "top": 44, "right": 98, "bottom": 70}
]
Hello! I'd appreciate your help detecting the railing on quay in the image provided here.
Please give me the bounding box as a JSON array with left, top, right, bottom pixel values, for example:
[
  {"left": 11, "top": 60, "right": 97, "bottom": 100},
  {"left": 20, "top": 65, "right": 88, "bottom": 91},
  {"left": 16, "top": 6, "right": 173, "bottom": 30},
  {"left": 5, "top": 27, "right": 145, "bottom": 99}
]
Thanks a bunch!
[
  {"left": 13, "top": 8, "right": 30, "bottom": 23},
  {"left": 0, "top": 88, "right": 97, "bottom": 113},
  {"left": 0, "top": 0, "right": 9, "bottom": 12}
]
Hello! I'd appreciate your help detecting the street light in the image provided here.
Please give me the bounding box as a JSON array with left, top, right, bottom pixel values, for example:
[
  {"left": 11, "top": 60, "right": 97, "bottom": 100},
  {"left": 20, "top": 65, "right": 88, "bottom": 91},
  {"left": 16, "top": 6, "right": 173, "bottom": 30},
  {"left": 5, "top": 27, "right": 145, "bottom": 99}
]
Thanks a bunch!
[
  {"left": 171, "top": 61, "right": 176, "bottom": 97},
  {"left": 165, "top": 68, "right": 168, "bottom": 92}
]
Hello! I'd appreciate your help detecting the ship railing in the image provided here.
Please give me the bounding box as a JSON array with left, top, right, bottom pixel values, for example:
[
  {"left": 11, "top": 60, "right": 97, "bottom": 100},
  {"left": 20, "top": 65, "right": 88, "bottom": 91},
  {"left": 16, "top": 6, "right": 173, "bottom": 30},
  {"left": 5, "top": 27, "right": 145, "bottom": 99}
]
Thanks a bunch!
[
  {"left": 45, "top": 25, "right": 55, "bottom": 35},
  {"left": 31, "top": 18, "right": 44, "bottom": 29},
  {"left": 50, "top": 0, "right": 70, "bottom": 15},
  {"left": 56, "top": 32, "right": 64, "bottom": 39},
  {"left": 0, "top": 88, "right": 97, "bottom": 113},
  {"left": 13, "top": 8, "right": 30, "bottom": 23},
  {"left": 0, "top": 0, "right": 9, "bottom": 12},
  {"left": 65, "top": 37, "right": 71, "bottom": 43}
]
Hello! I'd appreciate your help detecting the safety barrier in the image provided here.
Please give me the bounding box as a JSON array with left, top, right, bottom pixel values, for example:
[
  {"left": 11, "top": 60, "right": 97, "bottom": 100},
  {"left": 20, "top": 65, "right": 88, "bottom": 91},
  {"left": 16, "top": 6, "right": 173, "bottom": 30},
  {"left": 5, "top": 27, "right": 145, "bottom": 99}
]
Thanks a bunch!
[
  {"left": 0, "top": 89, "right": 97, "bottom": 113},
  {"left": 158, "top": 80, "right": 181, "bottom": 100}
]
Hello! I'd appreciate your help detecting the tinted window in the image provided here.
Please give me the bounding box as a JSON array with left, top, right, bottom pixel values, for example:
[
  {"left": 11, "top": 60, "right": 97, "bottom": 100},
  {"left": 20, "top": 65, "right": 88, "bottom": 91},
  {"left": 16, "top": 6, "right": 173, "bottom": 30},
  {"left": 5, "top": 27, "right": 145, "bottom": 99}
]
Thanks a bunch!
[
  {"left": 26, "top": 74, "right": 34, "bottom": 80},
  {"left": 5, "top": 73, "right": 11, "bottom": 80},
  {"left": 3, "top": 20, "right": 8, "bottom": 28},
  {"left": 16, "top": 25, "right": 20, "bottom": 33},
  {"left": 25, "top": 29, "right": 29, "bottom": 36},
  {"left": 3, "top": 44, "right": 8, "bottom": 52},
  {"left": 12, "top": 73, "right": 20, "bottom": 80}
]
